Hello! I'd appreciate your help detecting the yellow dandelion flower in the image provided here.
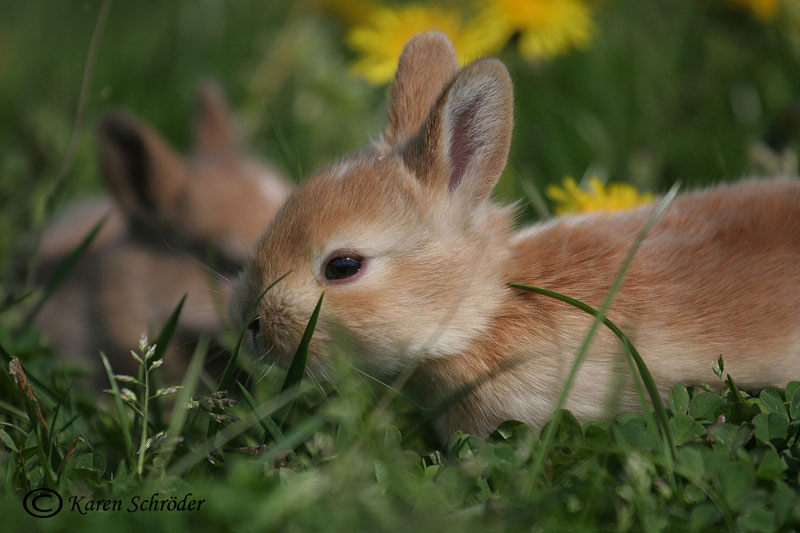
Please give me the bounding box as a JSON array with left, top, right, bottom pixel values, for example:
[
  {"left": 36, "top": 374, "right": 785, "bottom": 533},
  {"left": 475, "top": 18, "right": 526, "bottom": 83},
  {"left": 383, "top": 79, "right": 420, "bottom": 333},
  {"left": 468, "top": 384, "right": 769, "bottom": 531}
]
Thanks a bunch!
[
  {"left": 346, "top": 5, "right": 488, "bottom": 84},
  {"left": 724, "top": 0, "right": 779, "bottom": 21},
  {"left": 475, "top": 0, "right": 595, "bottom": 60},
  {"left": 546, "top": 177, "right": 654, "bottom": 216}
]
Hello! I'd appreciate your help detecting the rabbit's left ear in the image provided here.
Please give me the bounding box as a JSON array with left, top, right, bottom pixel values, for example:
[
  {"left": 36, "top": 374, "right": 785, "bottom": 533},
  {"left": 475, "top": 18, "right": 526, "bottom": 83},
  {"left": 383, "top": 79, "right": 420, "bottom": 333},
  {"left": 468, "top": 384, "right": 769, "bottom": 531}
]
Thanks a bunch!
[
  {"left": 403, "top": 59, "right": 513, "bottom": 207},
  {"left": 385, "top": 32, "right": 459, "bottom": 147},
  {"left": 97, "top": 111, "right": 188, "bottom": 220}
]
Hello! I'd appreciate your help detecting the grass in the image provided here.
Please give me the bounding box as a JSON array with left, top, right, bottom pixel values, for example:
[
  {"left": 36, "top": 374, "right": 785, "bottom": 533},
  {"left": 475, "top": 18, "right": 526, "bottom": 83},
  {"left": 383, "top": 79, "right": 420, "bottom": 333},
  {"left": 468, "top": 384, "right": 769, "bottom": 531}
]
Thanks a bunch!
[
  {"left": 2, "top": 0, "right": 800, "bottom": 531},
  {"left": 2, "top": 289, "right": 800, "bottom": 530},
  {"left": 3, "top": 194, "right": 800, "bottom": 531}
]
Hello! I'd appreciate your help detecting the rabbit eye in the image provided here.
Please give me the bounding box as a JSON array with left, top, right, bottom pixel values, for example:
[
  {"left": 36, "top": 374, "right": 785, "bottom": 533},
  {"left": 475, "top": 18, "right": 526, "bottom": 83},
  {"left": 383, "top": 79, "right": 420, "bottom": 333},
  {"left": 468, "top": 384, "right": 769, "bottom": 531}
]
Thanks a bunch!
[
  {"left": 248, "top": 316, "right": 260, "bottom": 338},
  {"left": 324, "top": 255, "right": 364, "bottom": 282}
]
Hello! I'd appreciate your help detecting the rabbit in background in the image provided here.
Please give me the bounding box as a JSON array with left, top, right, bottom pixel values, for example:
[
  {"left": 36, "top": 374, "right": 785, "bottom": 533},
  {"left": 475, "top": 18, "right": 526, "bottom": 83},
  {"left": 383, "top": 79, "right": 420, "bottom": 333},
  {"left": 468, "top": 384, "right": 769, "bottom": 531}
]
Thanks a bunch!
[
  {"left": 37, "top": 82, "right": 292, "bottom": 382},
  {"left": 232, "top": 32, "right": 800, "bottom": 440}
]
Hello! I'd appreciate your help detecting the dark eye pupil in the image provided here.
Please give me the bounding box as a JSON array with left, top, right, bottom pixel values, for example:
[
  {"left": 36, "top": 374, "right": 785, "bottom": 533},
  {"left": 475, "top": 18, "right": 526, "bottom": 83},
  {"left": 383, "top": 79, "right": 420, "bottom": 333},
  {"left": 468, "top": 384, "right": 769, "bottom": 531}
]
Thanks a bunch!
[
  {"left": 248, "top": 316, "right": 260, "bottom": 337},
  {"left": 325, "top": 256, "right": 362, "bottom": 281}
]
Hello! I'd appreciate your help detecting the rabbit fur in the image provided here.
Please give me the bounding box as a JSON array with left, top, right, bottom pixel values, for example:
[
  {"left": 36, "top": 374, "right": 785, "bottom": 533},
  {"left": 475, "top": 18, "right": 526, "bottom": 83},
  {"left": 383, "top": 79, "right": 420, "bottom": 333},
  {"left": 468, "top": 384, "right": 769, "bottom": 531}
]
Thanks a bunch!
[
  {"left": 37, "top": 82, "right": 291, "bottom": 382},
  {"left": 232, "top": 33, "right": 800, "bottom": 438}
]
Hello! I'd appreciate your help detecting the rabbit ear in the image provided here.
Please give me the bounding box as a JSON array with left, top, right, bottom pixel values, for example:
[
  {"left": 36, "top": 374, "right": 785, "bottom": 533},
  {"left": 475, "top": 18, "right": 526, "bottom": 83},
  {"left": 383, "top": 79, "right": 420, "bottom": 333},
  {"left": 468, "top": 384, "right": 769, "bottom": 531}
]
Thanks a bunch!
[
  {"left": 193, "top": 81, "right": 237, "bottom": 153},
  {"left": 403, "top": 59, "right": 513, "bottom": 207},
  {"left": 97, "top": 112, "right": 187, "bottom": 220},
  {"left": 385, "top": 32, "right": 459, "bottom": 147}
]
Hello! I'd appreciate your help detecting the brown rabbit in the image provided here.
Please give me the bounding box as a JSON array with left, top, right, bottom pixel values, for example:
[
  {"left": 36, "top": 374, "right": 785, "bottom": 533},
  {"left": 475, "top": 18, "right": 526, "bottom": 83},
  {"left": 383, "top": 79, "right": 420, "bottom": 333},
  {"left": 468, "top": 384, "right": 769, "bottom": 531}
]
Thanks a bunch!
[
  {"left": 37, "top": 82, "right": 292, "bottom": 382},
  {"left": 232, "top": 32, "right": 800, "bottom": 439}
]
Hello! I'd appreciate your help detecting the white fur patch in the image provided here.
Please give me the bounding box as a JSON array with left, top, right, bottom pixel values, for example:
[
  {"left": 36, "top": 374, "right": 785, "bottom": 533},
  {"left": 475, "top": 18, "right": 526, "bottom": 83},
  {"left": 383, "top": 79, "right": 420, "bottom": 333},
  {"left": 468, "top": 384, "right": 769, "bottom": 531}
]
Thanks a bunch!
[
  {"left": 258, "top": 173, "right": 289, "bottom": 203},
  {"left": 330, "top": 161, "right": 356, "bottom": 181},
  {"left": 510, "top": 218, "right": 562, "bottom": 245}
]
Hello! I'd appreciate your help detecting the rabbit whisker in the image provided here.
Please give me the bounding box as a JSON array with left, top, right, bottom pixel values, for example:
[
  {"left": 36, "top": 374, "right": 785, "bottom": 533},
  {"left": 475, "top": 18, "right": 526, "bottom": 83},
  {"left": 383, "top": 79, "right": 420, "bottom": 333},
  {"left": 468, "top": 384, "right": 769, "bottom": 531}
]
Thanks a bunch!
[
  {"left": 344, "top": 361, "right": 431, "bottom": 410},
  {"left": 152, "top": 225, "right": 231, "bottom": 283}
]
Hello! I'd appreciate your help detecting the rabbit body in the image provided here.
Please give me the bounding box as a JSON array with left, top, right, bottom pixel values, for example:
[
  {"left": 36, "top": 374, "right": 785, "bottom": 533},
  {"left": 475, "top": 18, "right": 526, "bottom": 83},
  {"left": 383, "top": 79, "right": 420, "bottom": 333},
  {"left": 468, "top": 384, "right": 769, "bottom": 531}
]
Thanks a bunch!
[
  {"left": 234, "top": 33, "right": 800, "bottom": 438},
  {"left": 37, "top": 83, "right": 291, "bottom": 381},
  {"left": 412, "top": 178, "right": 800, "bottom": 437}
]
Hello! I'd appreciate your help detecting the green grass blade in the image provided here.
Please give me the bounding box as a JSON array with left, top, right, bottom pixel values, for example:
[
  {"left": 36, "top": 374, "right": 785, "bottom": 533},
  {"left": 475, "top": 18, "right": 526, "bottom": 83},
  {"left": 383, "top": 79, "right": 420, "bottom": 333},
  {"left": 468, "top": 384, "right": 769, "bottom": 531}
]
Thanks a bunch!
[
  {"left": 169, "top": 387, "right": 301, "bottom": 477},
  {"left": 149, "top": 294, "right": 187, "bottom": 428},
  {"left": 727, "top": 374, "right": 745, "bottom": 403},
  {"left": 511, "top": 284, "right": 677, "bottom": 458},
  {"left": 152, "top": 337, "right": 207, "bottom": 476},
  {"left": 0, "top": 290, "right": 33, "bottom": 316},
  {"left": 255, "top": 413, "right": 325, "bottom": 466},
  {"left": 237, "top": 382, "right": 286, "bottom": 445},
  {"left": 57, "top": 413, "right": 81, "bottom": 434},
  {"left": 278, "top": 293, "right": 324, "bottom": 426},
  {"left": 100, "top": 351, "right": 135, "bottom": 467},
  {"left": 0, "top": 399, "right": 27, "bottom": 420},
  {"left": 46, "top": 394, "right": 65, "bottom": 464},
  {"left": 512, "top": 182, "right": 679, "bottom": 486},
  {"left": 209, "top": 271, "right": 292, "bottom": 442},
  {"left": 266, "top": 102, "right": 301, "bottom": 181},
  {"left": 517, "top": 169, "right": 552, "bottom": 219},
  {"left": 217, "top": 271, "right": 291, "bottom": 394},
  {"left": 8, "top": 358, "right": 56, "bottom": 487},
  {"left": 22, "top": 213, "right": 108, "bottom": 331},
  {"left": 152, "top": 294, "right": 186, "bottom": 362},
  {"left": 281, "top": 293, "right": 323, "bottom": 393}
]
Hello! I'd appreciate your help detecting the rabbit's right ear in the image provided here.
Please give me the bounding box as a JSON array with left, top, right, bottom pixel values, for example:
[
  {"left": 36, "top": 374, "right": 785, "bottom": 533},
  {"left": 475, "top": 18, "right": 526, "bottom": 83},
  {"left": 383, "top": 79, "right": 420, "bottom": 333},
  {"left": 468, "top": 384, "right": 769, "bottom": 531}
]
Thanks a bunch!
[
  {"left": 193, "top": 81, "right": 237, "bottom": 154},
  {"left": 402, "top": 59, "right": 513, "bottom": 208},
  {"left": 97, "top": 112, "right": 187, "bottom": 220},
  {"left": 385, "top": 31, "right": 459, "bottom": 147}
]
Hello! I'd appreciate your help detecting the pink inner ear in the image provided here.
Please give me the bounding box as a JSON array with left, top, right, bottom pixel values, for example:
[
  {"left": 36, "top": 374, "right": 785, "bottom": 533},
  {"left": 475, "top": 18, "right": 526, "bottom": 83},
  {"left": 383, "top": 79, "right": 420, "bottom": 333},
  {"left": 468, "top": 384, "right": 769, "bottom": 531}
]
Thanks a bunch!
[{"left": 448, "top": 96, "right": 481, "bottom": 192}]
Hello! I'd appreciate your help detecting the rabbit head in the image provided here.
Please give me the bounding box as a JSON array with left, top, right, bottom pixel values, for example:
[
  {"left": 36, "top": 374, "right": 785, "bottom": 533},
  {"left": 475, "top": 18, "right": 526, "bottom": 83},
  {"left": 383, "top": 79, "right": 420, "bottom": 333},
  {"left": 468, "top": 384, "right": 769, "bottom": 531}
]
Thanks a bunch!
[
  {"left": 36, "top": 81, "right": 294, "bottom": 383},
  {"left": 98, "top": 81, "right": 291, "bottom": 265},
  {"left": 234, "top": 32, "right": 515, "bottom": 379}
]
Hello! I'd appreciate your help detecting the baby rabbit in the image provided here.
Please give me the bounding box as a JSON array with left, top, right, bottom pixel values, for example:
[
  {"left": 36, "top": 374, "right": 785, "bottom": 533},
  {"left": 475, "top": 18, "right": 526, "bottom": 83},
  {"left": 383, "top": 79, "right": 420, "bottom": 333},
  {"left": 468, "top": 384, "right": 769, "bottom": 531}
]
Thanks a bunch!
[
  {"left": 37, "top": 82, "right": 291, "bottom": 382},
  {"left": 233, "top": 32, "right": 800, "bottom": 439}
]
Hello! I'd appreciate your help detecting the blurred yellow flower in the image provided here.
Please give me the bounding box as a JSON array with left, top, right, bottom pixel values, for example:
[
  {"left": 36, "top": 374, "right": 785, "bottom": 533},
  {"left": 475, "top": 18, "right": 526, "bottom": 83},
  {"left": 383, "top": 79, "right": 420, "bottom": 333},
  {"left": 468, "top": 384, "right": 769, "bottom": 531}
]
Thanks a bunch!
[
  {"left": 546, "top": 177, "right": 654, "bottom": 215},
  {"left": 476, "top": 0, "right": 595, "bottom": 59},
  {"left": 346, "top": 5, "right": 487, "bottom": 84},
  {"left": 724, "top": 0, "right": 779, "bottom": 21}
]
